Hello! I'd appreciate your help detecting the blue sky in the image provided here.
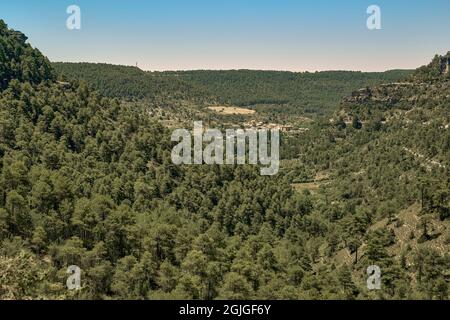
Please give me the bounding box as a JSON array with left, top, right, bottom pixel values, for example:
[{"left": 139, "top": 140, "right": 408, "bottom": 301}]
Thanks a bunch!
[{"left": 1, "top": 0, "right": 450, "bottom": 71}]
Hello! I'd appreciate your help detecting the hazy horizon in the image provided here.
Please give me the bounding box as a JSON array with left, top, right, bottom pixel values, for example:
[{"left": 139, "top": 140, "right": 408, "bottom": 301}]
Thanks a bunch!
[
  {"left": 52, "top": 60, "right": 416, "bottom": 73},
  {"left": 2, "top": 0, "right": 450, "bottom": 72}
]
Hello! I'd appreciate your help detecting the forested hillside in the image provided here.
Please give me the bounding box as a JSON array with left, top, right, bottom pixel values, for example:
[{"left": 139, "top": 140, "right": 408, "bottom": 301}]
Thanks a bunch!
[
  {"left": 176, "top": 69, "right": 412, "bottom": 116},
  {"left": 1, "top": 21, "right": 449, "bottom": 300},
  {"left": 281, "top": 52, "right": 450, "bottom": 299},
  {"left": 53, "top": 62, "right": 412, "bottom": 117},
  {"left": 52, "top": 62, "right": 208, "bottom": 103},
  {"left": 0, "top": 20, "right": 54, "bottom": 89}
]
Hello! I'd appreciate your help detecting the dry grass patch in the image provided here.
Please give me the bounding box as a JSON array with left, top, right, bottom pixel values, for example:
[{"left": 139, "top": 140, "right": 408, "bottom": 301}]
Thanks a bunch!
[{"left": 208, "top": 106, "right": 256, "bottom": 115}]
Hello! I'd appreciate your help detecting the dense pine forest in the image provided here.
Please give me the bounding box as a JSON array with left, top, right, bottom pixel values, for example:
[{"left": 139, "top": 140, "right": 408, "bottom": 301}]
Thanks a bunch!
[
  {"left": 1, "top": 20, "right": 449, "bottom": 300},
  {"left": 52, "top": 62, "right": 412, "bottom": 117}
]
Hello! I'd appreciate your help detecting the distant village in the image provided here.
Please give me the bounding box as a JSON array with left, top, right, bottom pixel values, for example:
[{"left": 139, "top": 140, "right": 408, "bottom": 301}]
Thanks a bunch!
[{"left": 243, "top": 120, "right": 310, "bottom": 133}]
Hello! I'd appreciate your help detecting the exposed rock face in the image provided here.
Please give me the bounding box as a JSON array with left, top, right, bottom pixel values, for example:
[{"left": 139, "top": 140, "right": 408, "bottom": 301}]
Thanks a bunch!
[
  {"left": 342, "top": 52, "right": 450, "bottom": 110},
  {"left": 341, "top": 83, "right": 416, "bottom": 105},
  {"left": 341, "top": 75, "right": 450, "bottom": 115},
  {"left": 342, "top": 87, "right": 372, "bottom": 103},
  {"left": 440, "top": 56, "right": 450, "bottom": 74}
]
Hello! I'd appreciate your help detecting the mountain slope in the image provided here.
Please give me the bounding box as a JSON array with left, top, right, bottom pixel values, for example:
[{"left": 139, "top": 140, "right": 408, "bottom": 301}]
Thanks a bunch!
[
  {"left": 0, "top": 20, "right": 448, "bottom": 300},
  {"left": 176, "top": 69, "right": 413, "bottom": 115},
  {"left": 0, "top": 20, "right": 54, "bottom": 89},
  {"left": 52, "top": 62, "right": 206, "bottom": 102},
  {"left": 283, "top": 52, "right": 450, "bottom": 299}
]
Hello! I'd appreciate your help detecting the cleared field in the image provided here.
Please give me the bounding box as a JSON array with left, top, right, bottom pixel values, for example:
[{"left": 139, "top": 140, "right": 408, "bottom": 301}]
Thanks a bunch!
[{"left": 208, "top": 106, "right": 256, "bottom": 115}]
